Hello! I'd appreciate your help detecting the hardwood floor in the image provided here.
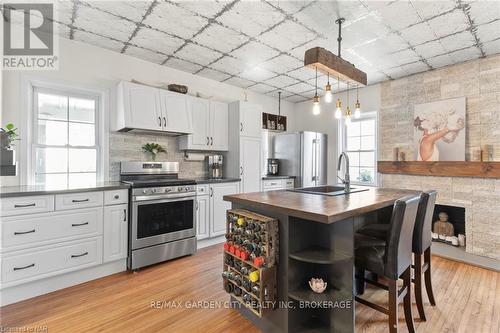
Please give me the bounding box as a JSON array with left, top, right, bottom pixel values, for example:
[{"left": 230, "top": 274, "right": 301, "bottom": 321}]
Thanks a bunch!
[{"left": 1, "top": 244, "right": 498, "bottom": 333}]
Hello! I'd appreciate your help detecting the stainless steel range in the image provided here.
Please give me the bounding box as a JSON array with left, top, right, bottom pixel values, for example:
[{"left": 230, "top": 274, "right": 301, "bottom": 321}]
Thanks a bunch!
[{"left": 120, "top": 161, "right": 196, "bottom": 270}]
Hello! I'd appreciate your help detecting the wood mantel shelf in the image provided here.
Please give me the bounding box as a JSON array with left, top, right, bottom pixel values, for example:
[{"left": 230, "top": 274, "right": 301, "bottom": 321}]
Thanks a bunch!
[{"left": 378, "top": 161, "right": 500, "bottom": 178}]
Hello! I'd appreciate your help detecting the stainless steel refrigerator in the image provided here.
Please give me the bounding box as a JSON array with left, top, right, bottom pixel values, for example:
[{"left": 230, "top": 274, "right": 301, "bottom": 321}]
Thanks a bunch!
[{"left": 273, "top": 131, "right": 327, "bottom": 188}]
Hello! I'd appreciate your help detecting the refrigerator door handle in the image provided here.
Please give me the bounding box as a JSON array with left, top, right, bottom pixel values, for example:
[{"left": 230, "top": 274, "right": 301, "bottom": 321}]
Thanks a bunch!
[{"left": 311, "top": 139, "right": 317, "bottom": 182}]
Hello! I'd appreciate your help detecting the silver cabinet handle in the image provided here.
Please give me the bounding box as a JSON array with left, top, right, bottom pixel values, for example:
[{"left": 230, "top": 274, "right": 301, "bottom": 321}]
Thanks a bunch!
[
  {"left": 72, "top": 198, "right": 89, "bottom": 203},
  {"left": 14, "top": 229, "right": 35, "bottom": 235},
  {"left": 240, "top": 166, "right": 243, "bottom": 176},
  {"left": 72, "top": 222, "right": 89, "bottom": 227},
  {"left": 206, "top": 136, "right": 210, "bottom": 145},
  {"left": 196, "top": 201, "right": 199, "bottom": 210},
  {"left": 13, "top": 263, "right": 35, "bottom": 271},
  {"left": 158, "top": 116, "right": 162, "bottom": 127},
  {"left": 240, "top": 122, "right": 243, "bottom": 132},
  {"left": 114, "top": 194, "right": 120, "bottom": 199},
  {"left": 14, "top": 203, "right": 35, "bottom": 208},
  {"left": 71, "top": 252, "right": 88, "bottom": 258},
  {"left": 210, "top": 187, "right": 213, "bottom": 197},
  {"left": 123, "top": 209, "right": 127, "bottom": 222},
  {"left": 210, "top": 137, "right": 213, "bottom": 145},
  {"left": 270, "top": 182, "right": 278, "bottom": 185},
  {"left": 163, "top": 117, "right": 167, "bottom": 127}
]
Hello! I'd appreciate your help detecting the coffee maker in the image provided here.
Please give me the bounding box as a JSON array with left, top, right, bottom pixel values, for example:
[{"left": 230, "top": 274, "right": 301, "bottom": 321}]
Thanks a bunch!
[
  {"left": 207, "top": 155, "right": 223, "bottom": 179},
  {"left": 267, "top": 158, "right": 279, "bottom": 176}
]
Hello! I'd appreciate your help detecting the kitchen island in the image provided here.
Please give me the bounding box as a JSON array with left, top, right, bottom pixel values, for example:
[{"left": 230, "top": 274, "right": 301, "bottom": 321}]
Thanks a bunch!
[{"left": 224, "top": 187, "right": 420, "bottom": 333}]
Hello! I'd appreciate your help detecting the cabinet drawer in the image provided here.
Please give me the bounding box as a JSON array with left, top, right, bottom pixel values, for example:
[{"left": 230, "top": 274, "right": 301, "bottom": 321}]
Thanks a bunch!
[
  {"left": 284, "top": 179, "right": 295, "bottom": 188},
  {"left": 1, "top": 237, "right": 102, "bottom": 286},
  {"left": 55, "top": 191, "right": 103, "bottom": 210},
  {"left": 0, "top": 195, "right": 54, "bottom": 217},
  {"left": 197, "top": 185, "right": 209, "bottom": 195},
  {"left": 104, "top": 189, "right": 129, "bottom": 206},
  {"left": 1, "top": 208, "right": 103, "bottom": 252},
  {"left": 263, "top": 179, "right": 283, "bottom": 189}
]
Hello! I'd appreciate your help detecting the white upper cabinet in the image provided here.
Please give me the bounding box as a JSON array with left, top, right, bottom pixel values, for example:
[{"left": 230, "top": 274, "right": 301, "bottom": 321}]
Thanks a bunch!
[
  {"left": 239, "top": 102, "right": 263, "bottom": 138},
  {"left": 118, "top": 81, "right": 162, "bottom": 131},
  {"left": 160, "top": 89, "right": 192, "bottom": 134},
  {"left": 240, "top": 137, "right": 262, "bottom": 193},
  {"left": 210, "top": 101, "right": 229, "bottom": 151},
  {"left": 114, "top": 81, "right": 191, "bottom": 134},
  {"left": 179, "top": 99, "right": 229, "bottom": 151}
]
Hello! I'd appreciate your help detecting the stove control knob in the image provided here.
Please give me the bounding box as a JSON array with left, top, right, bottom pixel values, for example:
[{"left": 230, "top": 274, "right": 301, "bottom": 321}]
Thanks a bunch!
[
  {"left": 178, "top": 187, "right": 184, "bottom": 192},
  {"left": 185, "top": 186, "right": 191, "bottom": 191},
  {"left": 152, "top": 188, "right": 157, "bottom": 193},
  {"left": 165, "top": 188, "right": 172, "bottom": 193},
  {"left": 142, "top": 189, "right": 148, "bottom": 194}
]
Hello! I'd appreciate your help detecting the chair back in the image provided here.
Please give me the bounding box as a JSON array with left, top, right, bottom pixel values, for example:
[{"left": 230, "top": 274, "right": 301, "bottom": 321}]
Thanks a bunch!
[
  {"left": 413, "top": 191, "right": 437, "bottom": 255},
  {"left": 384, "top": 195, "right": 420, "bottom": 280}
]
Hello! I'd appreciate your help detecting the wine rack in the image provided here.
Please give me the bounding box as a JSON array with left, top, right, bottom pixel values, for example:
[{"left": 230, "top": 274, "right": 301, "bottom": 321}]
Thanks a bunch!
[{"left": 222, "top": 209, "right": 279, "bottom": 317}]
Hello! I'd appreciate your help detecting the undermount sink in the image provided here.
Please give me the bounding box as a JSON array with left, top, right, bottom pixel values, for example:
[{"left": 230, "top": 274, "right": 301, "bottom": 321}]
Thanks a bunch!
[{"left": 288, "top": 185, "right": 369, "bottom": 196}]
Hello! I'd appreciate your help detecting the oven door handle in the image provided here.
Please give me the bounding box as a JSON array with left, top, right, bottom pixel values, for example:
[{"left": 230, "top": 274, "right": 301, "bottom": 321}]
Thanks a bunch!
[{"left": 133, "top": 193, "right": 197, "bottom": 202}]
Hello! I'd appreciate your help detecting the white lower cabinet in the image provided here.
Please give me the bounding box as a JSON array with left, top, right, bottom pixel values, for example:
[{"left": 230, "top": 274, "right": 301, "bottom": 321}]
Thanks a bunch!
[
  {"left": 196, "top": 182, "right": 239, "bottom": 240},
  {"left": 262, "top": 178, "right": 295, "bottom": 191},
  {"left": 0, "top": 188, "right": 129, "bottom": 302},
  {"left": 103, "top": 204, "right": 128, "bottom": 263},
  {"left": 196, "top": 195, "right": 210, "bottom": 240}
]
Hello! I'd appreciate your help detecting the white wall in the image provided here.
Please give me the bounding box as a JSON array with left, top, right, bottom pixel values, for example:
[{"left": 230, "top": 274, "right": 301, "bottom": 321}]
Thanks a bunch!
[
  {"left": 293, "top": 84, "right": 381, "bottom": 184},
  {"left": 1, "top": 37, "right": 295, "bottom": 186}
]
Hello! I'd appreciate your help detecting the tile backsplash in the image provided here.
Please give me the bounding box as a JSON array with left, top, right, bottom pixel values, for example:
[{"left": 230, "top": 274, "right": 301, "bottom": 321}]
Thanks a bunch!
[{"left": 109, "top": 131, "right": 207, "bottom": 180}]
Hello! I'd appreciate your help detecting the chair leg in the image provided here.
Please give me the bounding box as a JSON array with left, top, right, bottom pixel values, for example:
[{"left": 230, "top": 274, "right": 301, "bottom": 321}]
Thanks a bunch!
[
  {"left": 414, "top": 253, "right": 426, "bottom": 321},
  {"left": 355, "top": 267, "right": 365, "bottom": 295},
  {"left": 424, "top": 247, "right": 436, "bottom": 306},
  {"left": 403, "top": 267, "right": 416, "bottom": 333},
  {"left": 388, "top": 278, "right": 399, "bottom": 333}
]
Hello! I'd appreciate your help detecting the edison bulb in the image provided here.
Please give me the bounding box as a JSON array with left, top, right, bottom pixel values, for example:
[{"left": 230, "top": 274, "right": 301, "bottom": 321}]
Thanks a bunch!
[
  {"left": 313, "top": 102, "right": 320, "bottom": 115},
  {"left": 324, "top": 89, "right": 332, "bottom": 103},
  {"left": 354, "top": 101, "right": 361, "bottom": 118},
  {"left": 334, "top": 99, "right": 342, "bottom": 119},
  {"left": 345, "top": 115, "right": 352, "bottom": 126}
]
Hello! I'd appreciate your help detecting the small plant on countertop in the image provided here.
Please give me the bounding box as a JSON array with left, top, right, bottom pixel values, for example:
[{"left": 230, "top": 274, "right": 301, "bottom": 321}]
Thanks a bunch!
[
  {"left": 1, "top": 123, "right": 20, "bottom": 149},
  {"left": 142, "top": 143, "right": 166, "bottom": 161}
]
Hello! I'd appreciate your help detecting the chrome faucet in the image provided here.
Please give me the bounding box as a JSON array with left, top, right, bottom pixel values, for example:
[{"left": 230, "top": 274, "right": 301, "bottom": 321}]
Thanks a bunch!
[{"left": 337, "top": 152, "right": 350, "bottom": 192}]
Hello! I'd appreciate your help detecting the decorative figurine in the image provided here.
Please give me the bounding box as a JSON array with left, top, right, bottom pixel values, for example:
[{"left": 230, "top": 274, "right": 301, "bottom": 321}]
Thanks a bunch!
[
  {"left": 433, "top": 212, "right": 455, "bottom": 237},
  {"left": 309, "top": 278, "right": 327, "bottom": 294}
]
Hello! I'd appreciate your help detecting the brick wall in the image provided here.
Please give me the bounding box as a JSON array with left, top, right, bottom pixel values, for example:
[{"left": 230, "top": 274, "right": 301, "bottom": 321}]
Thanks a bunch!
[
  {"left": 109, "top": 132, "right": 206, "bottom": 181},
  {"left": 379, "top": 53, "right": 500, "bottom": 260}
]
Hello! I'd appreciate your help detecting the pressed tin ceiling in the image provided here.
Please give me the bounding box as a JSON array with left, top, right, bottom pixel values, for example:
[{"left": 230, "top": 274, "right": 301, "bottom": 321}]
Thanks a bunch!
[{"left": 10, "top": 0, "right": 500, "bottom": 103}]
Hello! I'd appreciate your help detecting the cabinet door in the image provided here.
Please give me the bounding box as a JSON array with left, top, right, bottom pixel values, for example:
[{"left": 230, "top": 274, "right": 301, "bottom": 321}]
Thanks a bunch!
[
  {"left": 210, "top": 182, "right": 239, "bottom": 237},
  {"left": 196, "top": 195, "right": 210, "bottom": 240},
  {"left": 240, "top": 104, "right": 262, "bottom": 138},
  {"left": 210, "top": 101, "right": 229, "bottom": 151},
  {"left": 124, "top": 82, "right": 162, "bottom": 131},
  {"left": 189, "top": 97, "right": 210, "bottom": 149},
  {"left": 103, "top": 204, "right": 128, "bottom": 263},
  {"left": 240, "top": 137, "right": 262, "bottom": 193},
  {"left": 161, "top": 90, "right": 192, "bottom": 134}
]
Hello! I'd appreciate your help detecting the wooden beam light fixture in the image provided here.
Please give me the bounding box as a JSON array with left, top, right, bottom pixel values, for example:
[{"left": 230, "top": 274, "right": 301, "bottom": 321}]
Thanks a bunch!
[{"left": 304, "top": 18, "right": 367, "bottom": 86}]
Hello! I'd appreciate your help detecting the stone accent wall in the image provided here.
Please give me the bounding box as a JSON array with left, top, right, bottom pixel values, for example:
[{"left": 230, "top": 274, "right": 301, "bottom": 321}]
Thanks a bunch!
[
  {"left": 109, "top": 132, "right": 206, "bottom": 181},
  {"left": 378, "top": 54, "right": 500, "bottom": 260}
]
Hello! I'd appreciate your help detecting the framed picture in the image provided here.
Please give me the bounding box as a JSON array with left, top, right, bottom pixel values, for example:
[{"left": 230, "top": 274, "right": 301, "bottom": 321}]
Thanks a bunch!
[{"left": 413, "top": 97, "right": 466, "bottom": 161}]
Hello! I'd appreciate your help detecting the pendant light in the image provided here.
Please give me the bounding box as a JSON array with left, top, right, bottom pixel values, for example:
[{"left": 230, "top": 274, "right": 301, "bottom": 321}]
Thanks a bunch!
[
  {"left": 345, "top": 83, "right": 352, "bottom": 126},
  {"left": 324, "top": 73, "right": 332, "bottom": 103},
  {"left": 312, "top": 67, "right": 320, "bottom": 115},
  {"left": 334, "top": 77, "right": 342, "bottom": 119},
  {"left": 354, "top": 85, "right": 361, "bottom": 118}
]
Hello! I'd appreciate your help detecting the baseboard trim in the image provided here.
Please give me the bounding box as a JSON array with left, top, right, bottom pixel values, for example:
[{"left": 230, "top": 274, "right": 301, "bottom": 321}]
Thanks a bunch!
[
  {"left": 197, "top": 236, "right": 224, "bottom": 249},
  {"left": 1, "top": 259, "right": 126, "bottom": 306}
]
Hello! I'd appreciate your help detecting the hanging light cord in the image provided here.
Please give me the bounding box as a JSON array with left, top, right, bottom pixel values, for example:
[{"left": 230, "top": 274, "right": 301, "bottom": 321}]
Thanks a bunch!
[{"left": 315, "top": 67, "right": 318, "bottom": 96}]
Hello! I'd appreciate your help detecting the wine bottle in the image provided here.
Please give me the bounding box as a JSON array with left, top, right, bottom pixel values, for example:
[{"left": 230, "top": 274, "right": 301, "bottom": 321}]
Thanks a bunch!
[
  {"left": 248, "top": 270, "right": 259, "bottom": 283},
  {"left": 234, "top": 286, "right": 242, "bottom": 296}
]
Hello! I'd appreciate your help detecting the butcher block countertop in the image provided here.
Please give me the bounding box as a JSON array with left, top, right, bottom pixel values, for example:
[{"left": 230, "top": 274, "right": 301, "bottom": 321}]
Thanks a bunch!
[{"left": 224, "top": 187, "right": 421, "bottom": 224}]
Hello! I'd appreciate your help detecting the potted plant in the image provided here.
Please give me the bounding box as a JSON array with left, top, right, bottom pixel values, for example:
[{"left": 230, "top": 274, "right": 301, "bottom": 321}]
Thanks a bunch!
[
  {"left": 142, "top": 143, "right": 166, "bottom": 161},
  {"left": 1, "top": 123, "right": 19, "bottom": 175}
]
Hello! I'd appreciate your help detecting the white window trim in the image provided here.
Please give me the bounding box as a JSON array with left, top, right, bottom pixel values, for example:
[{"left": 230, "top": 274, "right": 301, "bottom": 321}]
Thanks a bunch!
[
  {"left": 20, "top": 75, "right": 109, "bottom": 185},
  {"left": 337, "top": 111, "right": 379, "bottom": 187}
]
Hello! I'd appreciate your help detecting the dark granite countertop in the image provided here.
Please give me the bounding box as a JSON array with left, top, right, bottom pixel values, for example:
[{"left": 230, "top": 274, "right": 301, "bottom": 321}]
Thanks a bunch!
[
  {"left": 194, "top": 178, "right": 241, "bottom": 184},
  {"left": 0, "top": 181, "right": 130, "bottom": 198},
  {"left": 224, "top": 187, "right": 420, "bottom": 224},
  {"left": 262, "top": 175, "right": 295, "bottom": 180}
]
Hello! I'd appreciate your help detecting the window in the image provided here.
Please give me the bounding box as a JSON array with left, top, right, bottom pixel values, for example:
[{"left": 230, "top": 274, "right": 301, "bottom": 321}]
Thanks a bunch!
[
  {"left": 33, "top": 87, "right": 99, "bottom": 187},
  {"left": 344, "top": 114, "right": 377, "bottom": 185}
]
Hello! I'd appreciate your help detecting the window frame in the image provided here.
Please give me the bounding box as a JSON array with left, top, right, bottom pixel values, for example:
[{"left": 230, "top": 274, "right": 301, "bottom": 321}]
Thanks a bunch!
[{"left": 340, "top": 111, "right": 378, "bottom": 186}]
